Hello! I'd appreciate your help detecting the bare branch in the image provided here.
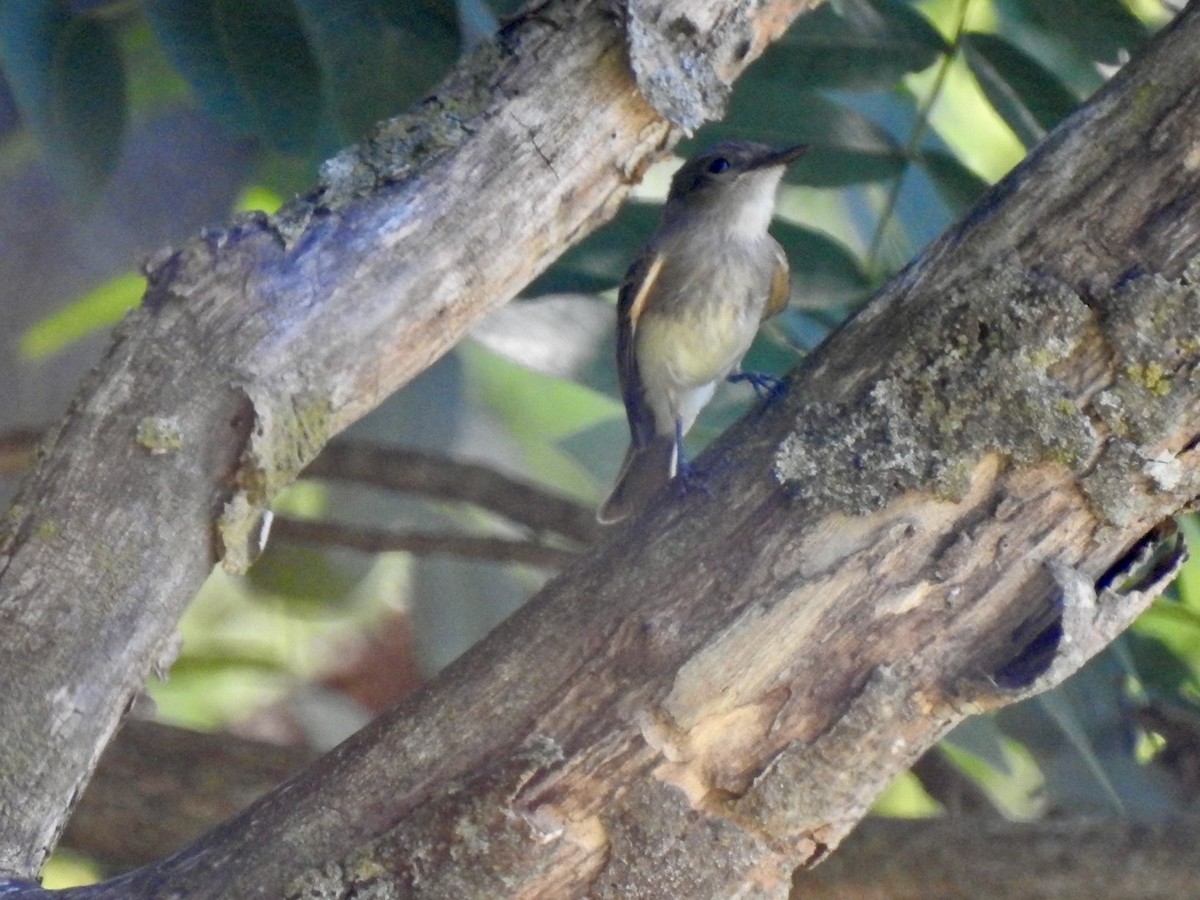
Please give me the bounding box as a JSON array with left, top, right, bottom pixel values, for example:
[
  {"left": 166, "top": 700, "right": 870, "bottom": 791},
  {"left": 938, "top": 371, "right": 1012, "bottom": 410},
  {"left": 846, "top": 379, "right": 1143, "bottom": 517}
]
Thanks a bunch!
[
  {"left": 0, "top": 429, "right": 39, "bottom": 478},
  {"left": 0, "top": 430, "right": 596, "bottom": 563},
  {"left": 796, "top": 816, "right": 1200, "bottom": 899},
  {"left": 271, "top": 515, "right": 578, "bottom": 569},
  {"left": 61, "top": 721, "right": 314, "bottom": 876},
  {"left": 303, "top": 441, "right": 600, "bottom": 545}
]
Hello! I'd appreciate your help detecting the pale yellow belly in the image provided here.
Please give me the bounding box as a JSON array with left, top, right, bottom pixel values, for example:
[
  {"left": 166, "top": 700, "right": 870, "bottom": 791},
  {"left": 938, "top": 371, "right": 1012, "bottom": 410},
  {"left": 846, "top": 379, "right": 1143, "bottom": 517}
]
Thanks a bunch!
[{"left": 635, "top": 300, "right": 759, "bottom": 435}]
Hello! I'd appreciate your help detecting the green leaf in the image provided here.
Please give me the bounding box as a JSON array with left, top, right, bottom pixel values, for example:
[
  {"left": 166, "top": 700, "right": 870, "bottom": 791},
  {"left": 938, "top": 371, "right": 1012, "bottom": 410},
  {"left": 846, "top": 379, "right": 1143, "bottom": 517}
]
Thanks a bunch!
[
  {"left": 939, "top": 717, "right": 1046, "bottom": 818},
  {"left": 1172, "top": 514, "right": 1200, "bottom": 608},
  {"left": 996, "top": 651, "right": 1177, "bottom": 817},
  {"left": 999, "top": 0, "right": 1149, "bottom": 65},
  {"left": 455, "top": 0, "right": 499, "bottom": 48},
  {"left": 246, "top": 540, "right": 363, "bottom": 615},
  {"left": 0, "top": 1, "right": 126, "bottom": 199},
  {"left": 460, "top": 342, "right": 621, "bottom": 499},
  {"left": 50, "top": 16, "right": 126, "bottom": 191},
  {"left": 1034, "top": 688, "right": 1126, "bottom": 814},
  {"left": 149, "top": 658, "right": 290, "bottom": 730},
  {"left": 962, "top": 33, "right": 1080, "bottom": 150},
  {"left": 20, "top": 272, "right": 145, "bottom": 360},
  {"left": 771, "top": 0, "right": 946, "bottom": 91},
  {"left": 0, "top": 1, "right": 59, "bottom": 96},
  {"left": 292, "top": 0, "right": 412, "bottom": 142},
  {"left": 530, "top": 201, "right": 662, "bottom": 296},
  {"left": 1124, "top": 632, "right": 1200, "bottom": 706},
  {"left": 713, "top": 91, "right": 906, "bottom": 186},
  {"left": 870, "top": 770, "right": 942, "bottom": 817},
  {"left": 214, "top": 0, "right": 323, "bottom": 154},
  {"left": 919, "top": 148, "right": 991, "bottom": 215},
  {"left": 141, "top": 0, "right": 257, "bottom": 134},
  {"left": 366, "top": 0, "right": 462, "bottom": 119},
  {"left": 235, "top": 183, "right": 285, "bottom": 214}
]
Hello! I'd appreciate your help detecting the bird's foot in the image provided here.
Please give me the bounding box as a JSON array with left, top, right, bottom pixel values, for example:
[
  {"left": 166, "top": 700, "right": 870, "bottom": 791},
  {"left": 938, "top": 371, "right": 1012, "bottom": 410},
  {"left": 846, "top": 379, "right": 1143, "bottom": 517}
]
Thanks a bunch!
[
  {"left": 672, "top": 456, "right": 711, "bottom": 499},
  {"left": 727, "top": 370, "right": 787, "bottom": 400}
]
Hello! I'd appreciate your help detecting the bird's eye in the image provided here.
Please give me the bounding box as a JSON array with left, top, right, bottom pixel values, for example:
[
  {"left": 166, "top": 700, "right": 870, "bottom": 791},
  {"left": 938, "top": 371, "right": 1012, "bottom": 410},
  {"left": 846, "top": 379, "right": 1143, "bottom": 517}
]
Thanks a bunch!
[{"left": 707, "top": 157, "right": 730, "bottom": 174}]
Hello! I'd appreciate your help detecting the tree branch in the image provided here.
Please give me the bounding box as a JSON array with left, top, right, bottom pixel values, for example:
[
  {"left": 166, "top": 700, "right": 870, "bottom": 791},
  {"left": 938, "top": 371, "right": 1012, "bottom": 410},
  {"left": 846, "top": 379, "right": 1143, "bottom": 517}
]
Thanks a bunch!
[
  {"left": 60, "top": 721, "right": 315, "bottom": 877},
  {"left": 60, "top": 722, "right": 1200, "bottom": 899},
  {"left": 27, "top": 4, "right": 1200, "bottom": 897},
  {"left": 271, "top": 515, "right": 578, "bottom": 569},
  {"left": 794, "top": 816, "right": 1200, "bottom": 899},
  {"left": 301, "top": 440, "right": 599, "bottom": 546},
  {"left": 0, "top": 432, "right": 597, "bottom": 564}
]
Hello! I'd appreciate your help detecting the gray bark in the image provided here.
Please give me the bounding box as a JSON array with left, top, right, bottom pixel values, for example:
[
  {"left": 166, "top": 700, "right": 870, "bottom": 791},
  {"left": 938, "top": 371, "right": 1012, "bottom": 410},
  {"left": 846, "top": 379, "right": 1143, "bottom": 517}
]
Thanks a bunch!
[{"left": 57, "top": 721, "right": 1200, "bottom": 898}]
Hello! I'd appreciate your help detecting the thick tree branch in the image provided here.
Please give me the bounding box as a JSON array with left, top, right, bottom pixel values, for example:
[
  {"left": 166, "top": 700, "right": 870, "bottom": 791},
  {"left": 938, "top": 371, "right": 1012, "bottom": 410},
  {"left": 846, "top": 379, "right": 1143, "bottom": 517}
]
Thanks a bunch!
[
  {"left": 23, "top": 4, "right": 1200, "bottom": 898},
  {"left": 0, "top": 0, "right": 812, "bottom": 885},
  {"left": 60, "top": 722, "right": 1200, "bottom": 899}
]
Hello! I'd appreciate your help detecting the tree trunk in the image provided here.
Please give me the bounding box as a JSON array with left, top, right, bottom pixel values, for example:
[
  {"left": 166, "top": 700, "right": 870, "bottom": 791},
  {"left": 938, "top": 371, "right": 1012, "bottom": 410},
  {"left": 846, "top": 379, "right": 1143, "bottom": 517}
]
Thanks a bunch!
[{"left": 7, "top": 1, "right": 1200, "bottom": 898}]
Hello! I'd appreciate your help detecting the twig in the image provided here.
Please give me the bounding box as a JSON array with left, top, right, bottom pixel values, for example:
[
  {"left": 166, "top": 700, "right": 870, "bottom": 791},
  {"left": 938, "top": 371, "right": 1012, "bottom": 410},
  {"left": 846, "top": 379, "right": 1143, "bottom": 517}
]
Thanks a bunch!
[
  {"left": 303, "top": 441, "right": 601, "bottom": 546},
  {"left": 271, "top": 515, "right": 578, "bottom": 569}
]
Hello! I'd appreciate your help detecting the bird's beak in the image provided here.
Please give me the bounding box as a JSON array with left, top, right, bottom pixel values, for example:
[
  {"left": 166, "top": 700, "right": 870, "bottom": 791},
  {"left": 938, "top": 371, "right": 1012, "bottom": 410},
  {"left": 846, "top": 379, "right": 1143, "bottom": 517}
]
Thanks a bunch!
[{"left": 750, "top": 144, "right": 809, "bottom": 170}]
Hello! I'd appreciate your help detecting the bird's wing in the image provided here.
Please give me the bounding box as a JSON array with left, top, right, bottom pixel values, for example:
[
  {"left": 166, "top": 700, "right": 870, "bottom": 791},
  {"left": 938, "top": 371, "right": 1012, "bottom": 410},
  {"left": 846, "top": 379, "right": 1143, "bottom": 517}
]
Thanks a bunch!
[
  {"left": 616, "top": 251, "right": 665, "bottom": 447},
  {"left": 763, "top": 241, "right": 791, "bottom": 321}
]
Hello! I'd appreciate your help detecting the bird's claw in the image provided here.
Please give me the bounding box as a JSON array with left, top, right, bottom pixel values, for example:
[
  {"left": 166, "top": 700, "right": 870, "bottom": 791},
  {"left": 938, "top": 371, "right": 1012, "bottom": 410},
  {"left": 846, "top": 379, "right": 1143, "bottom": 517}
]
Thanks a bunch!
[
  {"left": 728, "top": 370, "right": 786, "bottom": 400},
  {"left": 672, "top": 457, "right": 711, "bottom": 499}
]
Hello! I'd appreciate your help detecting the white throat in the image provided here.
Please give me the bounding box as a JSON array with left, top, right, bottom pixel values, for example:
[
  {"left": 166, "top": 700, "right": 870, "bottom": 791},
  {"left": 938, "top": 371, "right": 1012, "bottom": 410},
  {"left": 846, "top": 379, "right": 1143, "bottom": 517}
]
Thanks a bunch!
[{"left": 716, "top": 168, "right": 785, "bottom": 239}]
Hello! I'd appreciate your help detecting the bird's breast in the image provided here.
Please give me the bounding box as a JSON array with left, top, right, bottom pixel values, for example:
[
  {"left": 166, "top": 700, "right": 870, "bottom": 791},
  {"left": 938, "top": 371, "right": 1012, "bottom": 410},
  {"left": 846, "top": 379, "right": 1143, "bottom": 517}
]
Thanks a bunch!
[{"left": 639, "top": 243, "right": 769, "bottom": 379}]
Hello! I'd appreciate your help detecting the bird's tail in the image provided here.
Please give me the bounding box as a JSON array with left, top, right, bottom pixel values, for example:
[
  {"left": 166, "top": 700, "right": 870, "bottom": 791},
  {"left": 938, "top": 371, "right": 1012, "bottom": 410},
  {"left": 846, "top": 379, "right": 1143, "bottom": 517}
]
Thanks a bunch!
[{"left": 597, "top": 436, "right": 676, "bottom": 524}]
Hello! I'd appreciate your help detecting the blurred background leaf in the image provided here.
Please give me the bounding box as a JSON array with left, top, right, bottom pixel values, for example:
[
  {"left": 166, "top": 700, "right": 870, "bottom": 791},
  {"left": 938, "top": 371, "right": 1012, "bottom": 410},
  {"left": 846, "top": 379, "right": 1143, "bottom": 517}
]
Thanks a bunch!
[
  {"left": 0, "top": 0, "right": 127, "bottom": 202},
  {"left": 0, "top": 0, "right": 1191, "bottom": 885},
  {"left": 768, "top": 0, "right": 947, "bottom": 90},
  {"left": 962, "top": 31, "right": 1081, "bottom": 146}
]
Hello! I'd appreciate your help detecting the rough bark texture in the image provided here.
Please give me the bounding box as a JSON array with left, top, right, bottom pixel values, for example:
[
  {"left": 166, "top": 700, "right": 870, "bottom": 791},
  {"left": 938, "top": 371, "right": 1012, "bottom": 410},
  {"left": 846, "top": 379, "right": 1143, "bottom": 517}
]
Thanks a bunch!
[
  {"left": 0, "top": 0, "right": 813, "bottom": 889},
  {"left": 62, "top": 722, "right": 1200, "bottom": 898},
  {"left": 10, "top": 4, "right": 1194, "bottom": 897}
]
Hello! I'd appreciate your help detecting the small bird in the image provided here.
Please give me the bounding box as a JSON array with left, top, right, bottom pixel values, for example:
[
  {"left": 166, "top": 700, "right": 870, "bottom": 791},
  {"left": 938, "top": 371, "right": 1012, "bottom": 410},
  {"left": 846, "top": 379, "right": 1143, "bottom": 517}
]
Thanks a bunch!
[{"left": 598, "top": 140, "right": 806, "bottom": 524}]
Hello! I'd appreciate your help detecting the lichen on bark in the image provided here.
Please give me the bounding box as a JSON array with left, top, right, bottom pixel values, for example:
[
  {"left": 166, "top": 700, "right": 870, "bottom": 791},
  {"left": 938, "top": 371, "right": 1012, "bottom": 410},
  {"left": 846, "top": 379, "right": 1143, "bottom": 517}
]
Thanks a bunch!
[
  {"left": 1079, "top": 261, "right": 1200, "bottom": 525},
  {"left": 773, "top": 262, "right": 1097, "bottom": 515},
  {"left": 774, "top": 259, "right": 1200, "bottom": 528}
]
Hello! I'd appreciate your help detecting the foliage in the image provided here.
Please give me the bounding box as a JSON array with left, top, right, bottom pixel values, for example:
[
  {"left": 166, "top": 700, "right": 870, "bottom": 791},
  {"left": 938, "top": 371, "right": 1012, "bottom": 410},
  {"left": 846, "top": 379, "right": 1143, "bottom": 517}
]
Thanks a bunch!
[{"left": 0, "top": 0, "right": 1194, "bottom": 884}]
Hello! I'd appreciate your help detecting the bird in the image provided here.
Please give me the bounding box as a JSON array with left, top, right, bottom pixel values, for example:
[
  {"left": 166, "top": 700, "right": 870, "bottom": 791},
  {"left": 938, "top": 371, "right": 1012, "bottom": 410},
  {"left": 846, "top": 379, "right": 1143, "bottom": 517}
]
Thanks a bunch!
[{"left": 597, "top": 140, "right": 806, "bottom": 524}]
